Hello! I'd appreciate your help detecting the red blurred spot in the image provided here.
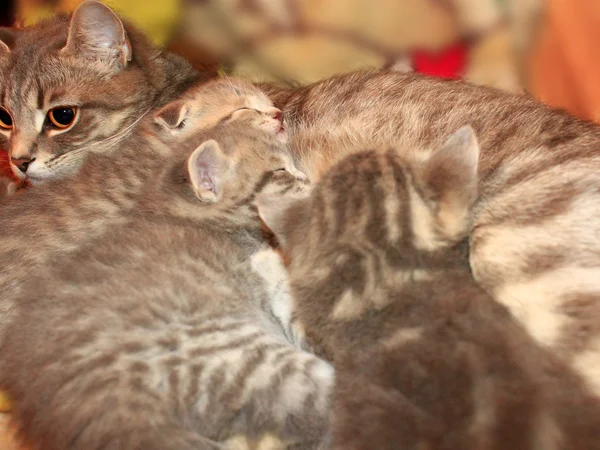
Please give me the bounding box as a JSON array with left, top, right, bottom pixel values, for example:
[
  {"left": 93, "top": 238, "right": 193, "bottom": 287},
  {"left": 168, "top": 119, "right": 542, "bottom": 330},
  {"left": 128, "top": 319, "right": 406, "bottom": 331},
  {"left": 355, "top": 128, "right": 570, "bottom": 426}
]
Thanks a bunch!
[
  {"left": 411, "top": 42, "right": 468, "bottom": 80},
  {"left": 0, "top": 150, "right": 17, "bottom": 182}
]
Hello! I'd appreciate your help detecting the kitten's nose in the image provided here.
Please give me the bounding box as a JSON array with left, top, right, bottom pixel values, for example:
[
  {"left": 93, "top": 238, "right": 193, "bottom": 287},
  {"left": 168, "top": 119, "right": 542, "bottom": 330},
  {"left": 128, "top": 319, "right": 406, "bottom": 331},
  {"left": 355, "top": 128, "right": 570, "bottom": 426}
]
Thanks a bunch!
[
  {"left": 11, "top": 157, "right": 35, "bottom": 173},
  {"left": 272, "top": 109, "right": 283, "bottom": 122}
]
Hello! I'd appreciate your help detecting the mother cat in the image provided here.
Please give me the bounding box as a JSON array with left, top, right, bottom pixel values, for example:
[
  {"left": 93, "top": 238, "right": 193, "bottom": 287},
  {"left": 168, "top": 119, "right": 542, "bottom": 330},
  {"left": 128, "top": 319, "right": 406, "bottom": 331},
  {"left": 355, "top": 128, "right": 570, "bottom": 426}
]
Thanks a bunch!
[
  {"left": 0, "top": 0, "right": 199, "bottom": 182},
  {"left": 2, "top": 0, "right": 600, "bottom": 401}
]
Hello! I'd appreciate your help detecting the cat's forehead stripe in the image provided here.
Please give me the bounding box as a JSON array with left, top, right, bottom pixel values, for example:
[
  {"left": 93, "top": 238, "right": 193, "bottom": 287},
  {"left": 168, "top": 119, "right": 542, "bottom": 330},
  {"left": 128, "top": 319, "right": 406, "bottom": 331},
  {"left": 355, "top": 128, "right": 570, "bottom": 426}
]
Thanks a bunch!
[{"left": 34, "top": 110, "right": 45, "bottom": 133}]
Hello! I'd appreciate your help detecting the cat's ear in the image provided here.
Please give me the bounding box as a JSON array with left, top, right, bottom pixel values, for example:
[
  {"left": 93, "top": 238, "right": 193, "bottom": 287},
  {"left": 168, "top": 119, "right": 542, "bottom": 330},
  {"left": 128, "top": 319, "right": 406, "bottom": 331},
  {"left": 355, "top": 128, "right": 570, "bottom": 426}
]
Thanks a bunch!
[
  {"left": 256, "top": 192, "right": 308, "bottom": 248},
  {"left": 0, "top": 29, "right": 15, "bottom": 55},
  {"left": 418, "top": 125, "right": 480, "bottom": 239},
  {"left": 154, "top": 100, "right": 189, "bottom": 131},
  {"left": 187, "top": 140, "right": 230, "bottom": 203},
  {"left": 61, "top": 0, "right": 132, "bottom": 71}
]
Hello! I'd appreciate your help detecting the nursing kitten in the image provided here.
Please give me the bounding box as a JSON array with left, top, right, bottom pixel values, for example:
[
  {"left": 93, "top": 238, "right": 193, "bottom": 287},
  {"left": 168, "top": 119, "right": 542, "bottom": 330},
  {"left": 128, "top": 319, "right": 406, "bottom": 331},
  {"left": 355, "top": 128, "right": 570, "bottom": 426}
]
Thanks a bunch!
[
  {"left": 258, "top": 128, "right": 600, "bottom": 450},
  {"left": 155, "top": 77, "right": 283, "bottom": 139},
  {"left": 0, "top": 0, "right": 200, "bottom": 183},
  {"left": 0, "top": 108, "right": 332, "bottom": 450},
  {"left": 263, "top": 70, "right": 600, "bottom": 396}
]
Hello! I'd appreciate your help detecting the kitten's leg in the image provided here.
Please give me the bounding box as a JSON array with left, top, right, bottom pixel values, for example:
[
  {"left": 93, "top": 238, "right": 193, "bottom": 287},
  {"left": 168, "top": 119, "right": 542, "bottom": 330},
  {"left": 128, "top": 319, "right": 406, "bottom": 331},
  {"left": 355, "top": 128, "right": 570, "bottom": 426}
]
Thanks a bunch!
[
  {"left": 195, "top": 323, "right": 334, "bottom": 449},
  {"left": 251, "top": 248, "right": 308, "bottom": 350},
  {"left": 2, "top": 337, "right": 331, "bottom": 450},
  {"left": 2, "top": 295, "right": 332, "bottom": 450}
]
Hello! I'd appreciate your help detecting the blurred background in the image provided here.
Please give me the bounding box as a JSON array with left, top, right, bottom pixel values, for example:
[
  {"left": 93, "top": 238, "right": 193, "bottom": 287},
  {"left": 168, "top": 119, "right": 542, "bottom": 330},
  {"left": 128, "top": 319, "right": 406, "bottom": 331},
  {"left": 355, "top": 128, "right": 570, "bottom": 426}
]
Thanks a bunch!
[{"left": 1, "top": 0, "right": 599, "bottom": 123}]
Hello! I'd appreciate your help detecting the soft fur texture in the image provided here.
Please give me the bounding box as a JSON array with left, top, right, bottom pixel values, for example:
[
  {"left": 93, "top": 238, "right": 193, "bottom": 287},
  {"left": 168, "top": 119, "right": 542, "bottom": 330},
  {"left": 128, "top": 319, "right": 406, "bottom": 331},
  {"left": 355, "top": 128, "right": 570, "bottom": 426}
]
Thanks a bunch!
[
  {"left": 259, "top": 130, "right": 600, "bottom": 449},
  {"left": 263, "top": 70, "right": 600, "bottom": 396}
]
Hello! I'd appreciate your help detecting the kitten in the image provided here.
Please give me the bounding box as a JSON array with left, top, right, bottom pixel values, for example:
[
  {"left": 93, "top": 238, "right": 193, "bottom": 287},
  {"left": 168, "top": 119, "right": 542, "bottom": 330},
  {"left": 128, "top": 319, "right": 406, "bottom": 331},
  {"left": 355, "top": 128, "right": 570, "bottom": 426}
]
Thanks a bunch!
[
  {"left": 155, "top": 76, "right": 284, "bottom": 139},
  {"left": 0, "top": 107, "right": 332, "bottom": 450},
  {"left": 0, "top": 0, "right": 201, "bottom": 184},
  {"left": 262, "top": 70, "right": 600, "bottom": 396},
  {"left": 258, "top": 127, "right": 600, "bottom": 450}
]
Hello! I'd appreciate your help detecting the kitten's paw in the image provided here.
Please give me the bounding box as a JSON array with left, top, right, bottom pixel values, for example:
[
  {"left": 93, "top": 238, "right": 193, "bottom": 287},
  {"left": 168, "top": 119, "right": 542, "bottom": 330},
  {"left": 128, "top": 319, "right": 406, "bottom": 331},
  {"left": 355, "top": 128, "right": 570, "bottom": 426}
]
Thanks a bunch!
[
  {"left": 251, "top": 248, "right": 287, "bottom": 278},
  {"left": 251, "top": 249, "right": 307, "bottom": 349}
]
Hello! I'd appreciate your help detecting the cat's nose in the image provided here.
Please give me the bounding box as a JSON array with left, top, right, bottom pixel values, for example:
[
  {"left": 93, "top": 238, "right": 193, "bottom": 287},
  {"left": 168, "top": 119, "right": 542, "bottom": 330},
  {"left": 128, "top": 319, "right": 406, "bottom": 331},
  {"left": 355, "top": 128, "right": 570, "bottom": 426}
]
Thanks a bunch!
[
  {"left": 272, "top": 109, "right": 283, "bottom": 122},
  {"left": 11, "top": 157, "right": 35, "bottom": 173}
]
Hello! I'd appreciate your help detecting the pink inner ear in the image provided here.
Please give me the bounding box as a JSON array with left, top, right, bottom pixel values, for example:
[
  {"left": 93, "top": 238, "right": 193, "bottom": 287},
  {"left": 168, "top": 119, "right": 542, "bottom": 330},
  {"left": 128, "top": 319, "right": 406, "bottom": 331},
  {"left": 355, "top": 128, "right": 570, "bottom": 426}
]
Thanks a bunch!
[
  {"left": 189, "top": 141, "right": 224, "bottom": 197},
  {"left": 192, "top": 163, "right": 216, "bottom": 194},
  {"left": 200, "top": 179, "right": 214, "bottom": 192}
]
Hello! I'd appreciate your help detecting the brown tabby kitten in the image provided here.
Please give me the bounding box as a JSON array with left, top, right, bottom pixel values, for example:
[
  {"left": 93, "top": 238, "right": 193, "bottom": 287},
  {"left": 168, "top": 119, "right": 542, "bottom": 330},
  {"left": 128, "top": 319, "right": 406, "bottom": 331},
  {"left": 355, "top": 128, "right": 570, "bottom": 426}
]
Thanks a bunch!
[
  {"left": 258, "top": 127, "right": 600, "bottom": 450},
  {"left": 263, "top": 70, "right": 600, "bottom": 396},
  {"left": 0, "top": 77, "right": 281, "bottom": 339},
  {"left": 0, "top": 0, "right": 201, "bottom": 183},
  {"left": 0, "top": 108, "right": 332, "bottom": 450}
]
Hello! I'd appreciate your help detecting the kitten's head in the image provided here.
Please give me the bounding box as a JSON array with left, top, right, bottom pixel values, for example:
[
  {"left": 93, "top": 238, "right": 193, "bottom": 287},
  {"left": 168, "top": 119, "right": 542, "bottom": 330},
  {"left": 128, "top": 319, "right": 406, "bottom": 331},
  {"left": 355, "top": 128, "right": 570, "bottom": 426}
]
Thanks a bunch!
[
  {"left": 149, "top": 106, "right": 307, "bottom": 227},
  {"left": 0, "top": 1, "right": 164, "bottom": 183},
  {"left": 257, "top": 126, "right": 480, "bottom": 271},
  {"left": 152, "top": 76, "right": 283, "bottom": 139}
]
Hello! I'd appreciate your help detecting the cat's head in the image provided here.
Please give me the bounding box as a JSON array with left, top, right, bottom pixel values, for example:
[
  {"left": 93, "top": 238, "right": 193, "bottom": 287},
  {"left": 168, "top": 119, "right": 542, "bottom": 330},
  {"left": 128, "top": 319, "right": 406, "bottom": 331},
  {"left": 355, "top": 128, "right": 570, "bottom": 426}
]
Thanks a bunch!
[
  {"left": 152, "top": 76, "right": 283, "bottom": 139},
  {"left": 0, "top": 1, "right": 164, "bottom": 183},
  {"left": 257, "top": 126, "right": 480, "bottom": 272},
  {"left": 149, "top": 105, "right": 307, "bottom": 227}
]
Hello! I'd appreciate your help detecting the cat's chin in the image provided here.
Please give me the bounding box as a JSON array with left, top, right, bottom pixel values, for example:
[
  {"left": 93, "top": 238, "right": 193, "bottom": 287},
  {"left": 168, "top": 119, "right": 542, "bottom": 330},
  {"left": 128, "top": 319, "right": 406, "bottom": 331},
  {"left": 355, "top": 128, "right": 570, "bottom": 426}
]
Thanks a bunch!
[
  {"left": 25, "top": 176, "right": 46, "bottom": 186},
  {"left": 22, "top": 170, "right": 55, "bottom": 185},
  {"left": 23, "top": 159, "right": 82, "bottom": 184}
]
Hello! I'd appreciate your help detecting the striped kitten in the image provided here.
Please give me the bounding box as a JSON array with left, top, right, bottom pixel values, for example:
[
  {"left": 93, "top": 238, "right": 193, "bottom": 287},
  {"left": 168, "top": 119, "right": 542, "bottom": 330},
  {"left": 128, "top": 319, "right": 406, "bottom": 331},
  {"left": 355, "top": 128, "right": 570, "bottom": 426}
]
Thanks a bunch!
[
  {"left": 0, "top": 0, "right": 200, "bottom": 184},
  {"left": 0, "top": 108, "right": 332, "bottom": 450},
  {"left": 264, "top": 70, "right": 600, "bottom": 397},
  {"left": 258, "top": 127, "right": 600, "bottom": 450}
]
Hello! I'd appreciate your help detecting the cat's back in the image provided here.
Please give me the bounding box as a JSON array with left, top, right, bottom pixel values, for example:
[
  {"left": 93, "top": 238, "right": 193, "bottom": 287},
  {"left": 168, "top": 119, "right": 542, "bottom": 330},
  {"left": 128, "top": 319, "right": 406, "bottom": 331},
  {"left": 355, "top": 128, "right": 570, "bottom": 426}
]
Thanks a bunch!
[{"left": 280, "top": 70, "right": 600, "bottom": 182}]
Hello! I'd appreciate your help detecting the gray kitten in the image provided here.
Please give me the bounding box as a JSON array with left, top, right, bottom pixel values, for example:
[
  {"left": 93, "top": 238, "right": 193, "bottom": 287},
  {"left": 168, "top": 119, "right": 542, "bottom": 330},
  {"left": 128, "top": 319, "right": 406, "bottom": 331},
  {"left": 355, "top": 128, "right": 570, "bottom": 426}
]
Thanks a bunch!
[
  {"left": 259, "top": 128, "right": 600, "bottom": 450},
  {"left": 0, "top": 0, "right": 200, "bottom": 183},
  {"left": 0, "top": 108, "right": 332, "bottom": 450}
]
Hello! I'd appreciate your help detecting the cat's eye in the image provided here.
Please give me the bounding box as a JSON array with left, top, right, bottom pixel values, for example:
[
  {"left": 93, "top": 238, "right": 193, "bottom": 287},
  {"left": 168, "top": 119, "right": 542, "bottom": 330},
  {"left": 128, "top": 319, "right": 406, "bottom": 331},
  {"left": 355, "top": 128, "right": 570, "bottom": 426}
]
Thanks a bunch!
[
  {"left": 48, "top": 106, "right": 78, "bottom": 130},
  {"left": 0, "top": 108, "right": 13, "bottom": 130}
]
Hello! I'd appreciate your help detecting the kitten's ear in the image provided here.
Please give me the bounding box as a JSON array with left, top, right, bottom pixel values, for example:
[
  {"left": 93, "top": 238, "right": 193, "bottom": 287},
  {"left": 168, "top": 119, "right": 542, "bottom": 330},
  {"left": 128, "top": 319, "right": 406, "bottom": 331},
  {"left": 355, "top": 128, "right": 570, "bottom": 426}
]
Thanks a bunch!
[
  {"left": 419, "top": 125, "right": 480, "bottom": 239},
  {"left": 256, "top": 193, "right": 307, "bottom": 248},
  {"left": 187, "top": 140, "right": 230, "bottom": 203},
  {"left": 154, "top": 100, "right": 189, "bottom": 131},
  {"left": 0, "top": 29, "right": 15, "bottom": 55},
  {"left": 61, "top": 0, "right": 132, "bottom": 71}
]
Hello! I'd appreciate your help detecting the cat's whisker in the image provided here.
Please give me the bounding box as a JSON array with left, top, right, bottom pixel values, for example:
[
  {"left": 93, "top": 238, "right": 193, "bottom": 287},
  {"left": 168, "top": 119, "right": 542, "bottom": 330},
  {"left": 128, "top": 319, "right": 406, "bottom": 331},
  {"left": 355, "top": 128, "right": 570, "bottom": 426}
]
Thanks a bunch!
[{"left": 46, "top": 105, "right": 158, "bottom": 171}]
